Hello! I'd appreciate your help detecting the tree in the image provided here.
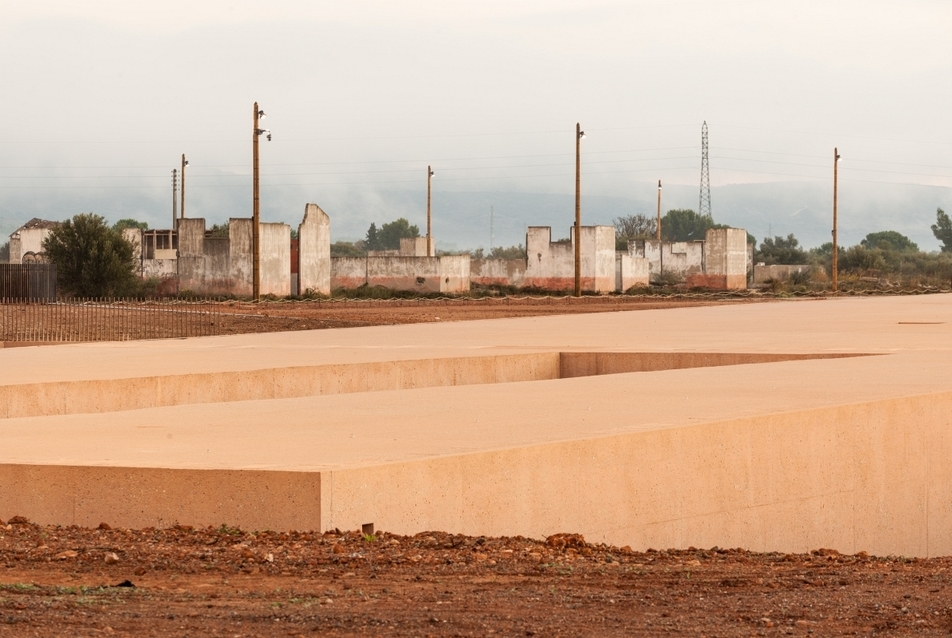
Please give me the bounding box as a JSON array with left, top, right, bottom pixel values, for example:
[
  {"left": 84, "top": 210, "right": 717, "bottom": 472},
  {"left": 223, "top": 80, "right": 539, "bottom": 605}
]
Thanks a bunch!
[
  {"left": 209, "top": 222, "right": 230, "bottom": 238},
  {"left": 376, "top": 218, "right": 420, "bottom": 250},
  {"left": 613, "top": 214, "right": 656, "bottom": 249},
  {"left": 42, "top": 213, "right": 139, "bottom": 297},
  {"left": 756, "top": 234, "right": 808, "bottom": 265},
  {"left": 660, "top": 209, "right": 715, "bottom": 241},
  {"left": 365, "top": 223, "right": 381, "bottom": 251},
  {"left": 932, "top": 208, "right": 952, "bottom": 253},
  {"left": 860, "top": 230, "right": 918, "bottom": 253},
  {"left": 490, "top": 244, "right": 525, "bottom": 259},
  {"left": 112, "top": 218, "right": 149, "bottom": 231},
  {"left": 0, "top": 241, "right": 8, "bottom": 263},
  {"left": 331, "top": 241, "right": 365, "bottom": 257}
]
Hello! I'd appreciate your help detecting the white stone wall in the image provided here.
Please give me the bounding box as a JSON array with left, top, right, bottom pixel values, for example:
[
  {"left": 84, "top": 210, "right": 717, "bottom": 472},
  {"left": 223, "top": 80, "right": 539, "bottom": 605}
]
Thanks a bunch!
[{"left": 298, "top": 204, "right": 331, "bottom": 295}]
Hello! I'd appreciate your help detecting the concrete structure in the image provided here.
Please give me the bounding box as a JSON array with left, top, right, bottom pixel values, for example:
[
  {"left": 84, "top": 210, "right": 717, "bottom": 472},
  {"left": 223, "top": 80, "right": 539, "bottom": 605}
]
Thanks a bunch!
[
  {"left": 471, "top": 258, "right": 527, "bottom": 288},
  {"left": 297, "top": 204, "right": 331, "bottom": 296},
  {"left": 2, "top": 295, "right": 952, "bottom": 558},
  {"left": 754, "top": 264, "right": 813, "bottom": 284},
  {"left": 616, "top": 252, "right": 650, "bottom": 291},
  {"left": 6, "top": 219, "right": 57, "bottom": 264},
  {"left": 629, "top": 227, "right": 749, "bottom": 290},
  {"left": 331, "top": 255, "right": 470, "bottom": 293},
  {"left": 524, "top": 225, "right": 617, "bottom": 293}
]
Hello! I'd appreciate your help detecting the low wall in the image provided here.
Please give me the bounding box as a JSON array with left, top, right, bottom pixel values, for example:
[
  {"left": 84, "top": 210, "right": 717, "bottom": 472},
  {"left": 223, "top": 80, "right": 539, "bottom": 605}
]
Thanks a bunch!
[
  {"left": 525, "top": 226, "right": 616, "bottom": 293},
  {"left": 616, "top": 254, "right": 649, "bottom": 292},
  {"left": 260, "top": 223, "right": 291, "bottom": 297},
  {"left": 471, "top": 259, "right": 526, "bottom": 288},
  {"left": 754, "top": 264, "right": 812, "bottom": 284},
  {"left": 332, "top": 256, "right": 471, "bottom": 293}
]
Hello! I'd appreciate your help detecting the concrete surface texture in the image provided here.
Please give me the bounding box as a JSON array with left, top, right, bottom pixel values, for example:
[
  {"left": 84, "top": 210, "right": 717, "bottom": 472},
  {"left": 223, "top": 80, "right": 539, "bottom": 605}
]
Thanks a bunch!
[
  {"left": 297, "top": 204, "right": 331, "bottom": 296},
  {"left": 2, "top": 295, "right": 951, "bottom": 556},
  {"left": 524, "top": 225, "right": 616, "bottom": 292},
  {"left": 333, "top": 255, "right": 470, "bottom": 293}
]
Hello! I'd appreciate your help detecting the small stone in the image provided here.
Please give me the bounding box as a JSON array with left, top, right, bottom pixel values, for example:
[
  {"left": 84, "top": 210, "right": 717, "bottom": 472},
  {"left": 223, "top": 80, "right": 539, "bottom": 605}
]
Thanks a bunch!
[
  {"left": 98, "top": 522, "right": 112, "bottom": 531},
  {"left": 134, "top": 567, "right": 147, "bottom": 576},
  {"left": 322, "top": 598, "right": 333, "bottom": 605},
  {"left": 332, "top": 544, "right": 346, "bottom": 555},
  {"left": 54, "top": 550, "right": 78, "bottom": 560},
  {"left": 265, "top": 553, "right": 274, "bottom": 563},
  {"left": 104, "top": 552, "right": 120, "bottom": 564}
]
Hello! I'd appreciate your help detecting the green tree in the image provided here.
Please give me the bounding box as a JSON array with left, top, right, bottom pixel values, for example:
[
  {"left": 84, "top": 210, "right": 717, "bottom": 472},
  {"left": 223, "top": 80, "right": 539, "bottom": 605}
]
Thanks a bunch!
[
  {"left": 112, "top": 218, "right": 149, "bottom": 231},
  {"left": 860, "top": 230, "right": 918, "bottom": 253},
  {"left": 613, "top": 214, "right": 656, "bottom": 249},
  {"left": 365, "top": 222, "right": 381, "bottom": 251},
  {"left": 0, "top": 241, "right": 9, "bottom": 263},
  {"left": 490, "top": 244, "right": 525, "bottom": 259},
  {"left": 42, "top": 213, "right": 139, "bottom": 297},
  {"left": 756, "top": 234, "right": 808, "bottom": 265},
  {"left": 376, "top": 218, "right": 420, "bottom": 250},
  {"left": 660, "top": 209, "right": 715, "bottom": 241},
  {"left": 331, "top": 241, "right": 365, "bottom": 257},
  {"left": 932, "top": 208, "right": 952, "bottom": 253},
  {"left": 209, "top": 222, "right": 230, "bottom": 238}
]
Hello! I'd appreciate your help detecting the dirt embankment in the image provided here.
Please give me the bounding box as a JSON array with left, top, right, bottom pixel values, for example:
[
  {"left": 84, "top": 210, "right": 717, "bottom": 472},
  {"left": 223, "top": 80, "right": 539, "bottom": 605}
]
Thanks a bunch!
[{"left": 1, "top": 518, "right": 950, "bottom": 636}]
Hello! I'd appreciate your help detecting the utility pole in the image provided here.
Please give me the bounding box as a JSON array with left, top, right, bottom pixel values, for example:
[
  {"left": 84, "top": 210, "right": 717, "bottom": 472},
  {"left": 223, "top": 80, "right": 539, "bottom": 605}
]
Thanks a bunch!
[
  {"left": 171, "top": 169, "right": 178, "bottom": 229},
  {"left": 490, "top": 205, "right": 494, "bottom": 254},
  {"left": 252, "top": 105, "right": 271, "bottom": 301},
  {"left": 656, "top": 180, "right": 662, "bottom": 240},
  {"left": 426, "top": 166, "right": 434, "bottom": 256},
  {"left": 180, "top": 154, "right": 188, "bottom": 220},
  {"left": 832, "top": 147, "right": 841, "bottom": 293},
  {"left": 574, "top": 123, "right": 584, "bottom": 297}
]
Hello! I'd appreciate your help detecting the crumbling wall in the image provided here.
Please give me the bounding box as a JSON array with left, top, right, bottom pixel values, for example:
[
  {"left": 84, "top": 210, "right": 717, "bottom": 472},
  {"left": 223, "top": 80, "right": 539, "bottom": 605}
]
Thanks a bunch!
[
  {"left": 298, "top": 204, "right": 331, "bottom": 296},
  {"left": 228, "top": 219, "right": 253, "bottom": 297},
  {"left": 399, "top": 237, "right": 430, "bottom": 257},
  {"left": 630, "top": 240, "right": 705, "bottom": 283},
  {"left": 524, "top": 226, "right": 616, "bottom": 292},
  {"left": 754, "top": 264, "right": 812, "bottom": 284},
  {"left": 332, "top": 255, "right": 470, "bottom": 293},
  {"left": 438, "top": 255, "right": 470, "bottom": 292},
  {"left": 471, "top": 259, "right": 526, "bottom": 287},
  {"left": 616, "top": 253, "right": 649, "bottom": 292},
  {"left": 700, "top": 228, "right": 748, "bottom": 290},
  {"left": 260, "top": 223, "right": 291, "bottom": 297},
  {"left": 330, "top": 258, "right": 367, "bottom": 290}
]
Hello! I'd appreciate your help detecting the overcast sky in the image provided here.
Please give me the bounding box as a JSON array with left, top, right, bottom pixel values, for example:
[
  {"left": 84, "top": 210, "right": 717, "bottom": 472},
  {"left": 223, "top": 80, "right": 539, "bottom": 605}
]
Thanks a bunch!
[{"left": 2, "top": 0, "right": 950, "bottom": 248}]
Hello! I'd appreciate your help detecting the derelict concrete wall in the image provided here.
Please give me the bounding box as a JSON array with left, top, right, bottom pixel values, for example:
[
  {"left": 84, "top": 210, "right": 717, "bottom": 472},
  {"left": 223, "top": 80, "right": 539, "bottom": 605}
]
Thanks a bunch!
[
  {"left": 439, "top": 255, "right": 470, "bottom": 292},
  {"left": 616, "top": 253, "right": 649, "bottom": 292},
  {"left": 524, "top": 226, "right": 615, "bottom": 292},
  {"left": 298, "top": 204, "right": 330, "bottom": 295},
  {"left": 175, "top": 218, "right": 207, "bottom": 293},
  {"left": 321, "top": 390, "right": 952, "bottom": 557},
  {"left": 754, "top": 264, "right": 812, "bottom": 284},
  {"left": 9, "top": 228, "right": 51, "bottom": 263},
  {"left": 703, "top": 228, "right": 748, "bottom": 290},
  {"left": 366, "top": 257, "right": 443, "bottom": 293},
  {"left": 7, "top": 236, "right": 21, "bottom": 264},
  {"left": 632, "top": 239, "right": 705, "bottom": 282},
  {"left": 229, "top": 219, "right": 253, "bottom": 297},
  {"left": 260, "top": 223, "right": 291, "bottom": 297},
  {"left": 331, "top": 257, "right": 367, "bottom": 289},
  {"left": 471, "top": 259, "right": 526, "bottom": 287},
  {"left": 399, "top": 237, "right": 429, "bottom": 257},
  {"left": 142, "top": 259, "right": 176, "bottom": 281}
]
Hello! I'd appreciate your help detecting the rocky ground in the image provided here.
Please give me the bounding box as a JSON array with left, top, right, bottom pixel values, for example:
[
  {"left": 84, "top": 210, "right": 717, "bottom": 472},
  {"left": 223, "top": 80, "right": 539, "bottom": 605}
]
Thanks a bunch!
[{"left": 1, "top": 517, "right": 950, "bottom": 636}]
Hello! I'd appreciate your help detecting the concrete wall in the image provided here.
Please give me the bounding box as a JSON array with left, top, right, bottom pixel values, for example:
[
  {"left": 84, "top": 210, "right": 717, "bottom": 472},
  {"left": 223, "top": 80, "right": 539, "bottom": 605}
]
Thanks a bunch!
[
  {"left": 631, "top": 239, "right": 705, "bottom": 283},
  {"left": 399, "top": 237, "right": 432, "bottom": 257},
  {"left": 700, "top": 228, "right": 748, "bottom": 290},
  {"left": 524, "top": 226, "right": 616, "bottom": 293},
  {"left": 298, "top": 204, "right": 331, "bottom": 296},
  {"left": 260, "top": 223, "right": 291, "bottom": 297},
  {"left": 616, "top": 253, "right": 650, "bottom": 292},
  {"left": 754, "top": 264, "right": 812, "bottom": 284},
  {"left": 332, "top": 255, "right": 470, "bottom": 293},
  {"left": 471, "top": 258, "right": 526, "bottom": 288},
  {"left": 228, "top": 218, "right": 253, "bottom": 297}
]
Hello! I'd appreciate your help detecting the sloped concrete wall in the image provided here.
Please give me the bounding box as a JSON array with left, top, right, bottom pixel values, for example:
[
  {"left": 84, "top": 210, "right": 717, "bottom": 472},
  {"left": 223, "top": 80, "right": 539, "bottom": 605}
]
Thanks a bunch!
[{"left": 298, "top": 204, "right": 330, "bottom": 295}]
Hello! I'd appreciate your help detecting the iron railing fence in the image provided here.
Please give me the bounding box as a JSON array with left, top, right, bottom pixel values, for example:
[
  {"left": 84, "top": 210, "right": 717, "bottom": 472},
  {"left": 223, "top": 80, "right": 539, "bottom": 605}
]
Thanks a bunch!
[
  {"left": 0, "top": 297, "right": 226, "bottom": 343},
  {"left": 0, "top": 264, "right": 57, "bottom": 300}
]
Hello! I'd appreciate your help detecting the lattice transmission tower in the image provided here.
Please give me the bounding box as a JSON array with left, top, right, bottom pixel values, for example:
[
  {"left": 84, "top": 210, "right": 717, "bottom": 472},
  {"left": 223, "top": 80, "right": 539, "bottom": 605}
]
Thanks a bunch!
[{"left": 698, "top": 121, "right": 712, "bottom": 218}]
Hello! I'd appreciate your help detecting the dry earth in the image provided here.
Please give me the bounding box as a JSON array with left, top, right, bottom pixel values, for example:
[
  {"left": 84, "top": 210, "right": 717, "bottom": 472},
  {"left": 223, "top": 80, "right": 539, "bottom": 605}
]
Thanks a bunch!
[{"left": 1, "top": 518, "right": 950, "bottom": 636}]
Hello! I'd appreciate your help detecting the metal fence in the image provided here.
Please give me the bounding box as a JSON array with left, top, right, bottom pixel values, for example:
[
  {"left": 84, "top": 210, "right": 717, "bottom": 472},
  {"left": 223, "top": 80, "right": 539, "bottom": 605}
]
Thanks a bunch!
[
  {"left": 0, "top": 298, "right": 226, "bottom": 343},
  {"left": 0, "top": 264, "right": 57, "bottom": 300}
]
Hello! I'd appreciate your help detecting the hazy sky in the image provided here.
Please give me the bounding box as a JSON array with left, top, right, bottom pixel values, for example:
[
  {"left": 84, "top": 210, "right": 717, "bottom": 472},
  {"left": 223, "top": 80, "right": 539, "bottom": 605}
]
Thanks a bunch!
[{"left": 2, "top": 0, "right": 950, "bottom": 248}]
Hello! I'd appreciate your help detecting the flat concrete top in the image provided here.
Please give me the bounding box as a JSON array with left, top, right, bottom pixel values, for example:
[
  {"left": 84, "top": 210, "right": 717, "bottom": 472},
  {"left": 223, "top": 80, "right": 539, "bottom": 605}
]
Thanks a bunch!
[
  {"left": 1, "top": 294, "right": 951, "bottom": 472},
  {"left": 2, "top": 294, "right": 951, "bottom": 386}
]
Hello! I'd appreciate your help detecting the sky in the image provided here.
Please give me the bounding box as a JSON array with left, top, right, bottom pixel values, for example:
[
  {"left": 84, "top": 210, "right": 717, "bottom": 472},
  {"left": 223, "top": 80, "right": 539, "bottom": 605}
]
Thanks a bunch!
[{"left": 1, "top": 0, "right": 950, "bottom": 250}]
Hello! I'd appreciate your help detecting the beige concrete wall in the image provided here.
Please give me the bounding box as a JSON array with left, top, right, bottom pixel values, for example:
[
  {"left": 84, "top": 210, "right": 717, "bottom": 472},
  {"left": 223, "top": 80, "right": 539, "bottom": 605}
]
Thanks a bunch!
[
  {"left": 703, "top": 228, "right": 748, "bottom": 290},
  {"left": 524, "top": 225, "right": 615, "bottom": 292},
  {"left": 471, "top": 258, "right": 526, "bottom": 288},
  {"left": 260, "top": 222, "right": 291, "bottom": 296},
  {"left": 399, "top": 237, "right": 430, "bottom": 257},
  {"left": 9, "top": 227, "right": 52, "bottom": 263},
  {"left": 228, "top": 218, "right": 253, "bottom": 297},
  {"left": 438, "top": 255, "right": 470, "bottom": 292},
  {"left": 320, "top": 390, "right": 952, "bottom": 557},
  {"left": 615, "top": 253, "right": 649, "bottom": 291},
  {"left": 631, "top": 239, "right": 705, "bottom": 282},
  {"left": 330, "top": 257, "right": 367, "bottom": 289},
  {"left": 297, "top": 204, "right": 330, "bottom": 295}
]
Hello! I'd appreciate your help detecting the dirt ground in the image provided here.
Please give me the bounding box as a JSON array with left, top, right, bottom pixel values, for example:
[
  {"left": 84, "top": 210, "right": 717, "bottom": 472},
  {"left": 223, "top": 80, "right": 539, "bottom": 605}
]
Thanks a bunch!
[{"left": 1, "top": 518, "right": 950, "bottom": 637}]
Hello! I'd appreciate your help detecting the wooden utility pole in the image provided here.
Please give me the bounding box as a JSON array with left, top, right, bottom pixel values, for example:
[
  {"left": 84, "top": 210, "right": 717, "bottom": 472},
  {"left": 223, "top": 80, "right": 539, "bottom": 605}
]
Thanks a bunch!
[
  {"left": 426, "top": 166, "right": 434, "bottom": 256},
  {"left": 253, "top": 103, "right": 261, "bottom": 301},
  {"left": 171, "top": 169, "right": 178, "bottom": 229},
  {"left": 832, "top": 147, "right": 841, "bottom": 293},
  {"left": 574, "top": 123, "right": 583, "bottom": 297},
  {"left": 656, "top": 180, "right": 662, "bottom": 240},
  {"left": 180, "top": 154, "right": 188, "bottom": 220}
]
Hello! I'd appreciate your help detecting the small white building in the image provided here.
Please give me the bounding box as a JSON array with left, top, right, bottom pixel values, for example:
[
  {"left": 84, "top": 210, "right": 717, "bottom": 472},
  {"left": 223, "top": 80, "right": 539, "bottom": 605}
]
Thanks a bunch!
[{"left": 7, "top": 218, "right": 58, "bottom": 264}]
